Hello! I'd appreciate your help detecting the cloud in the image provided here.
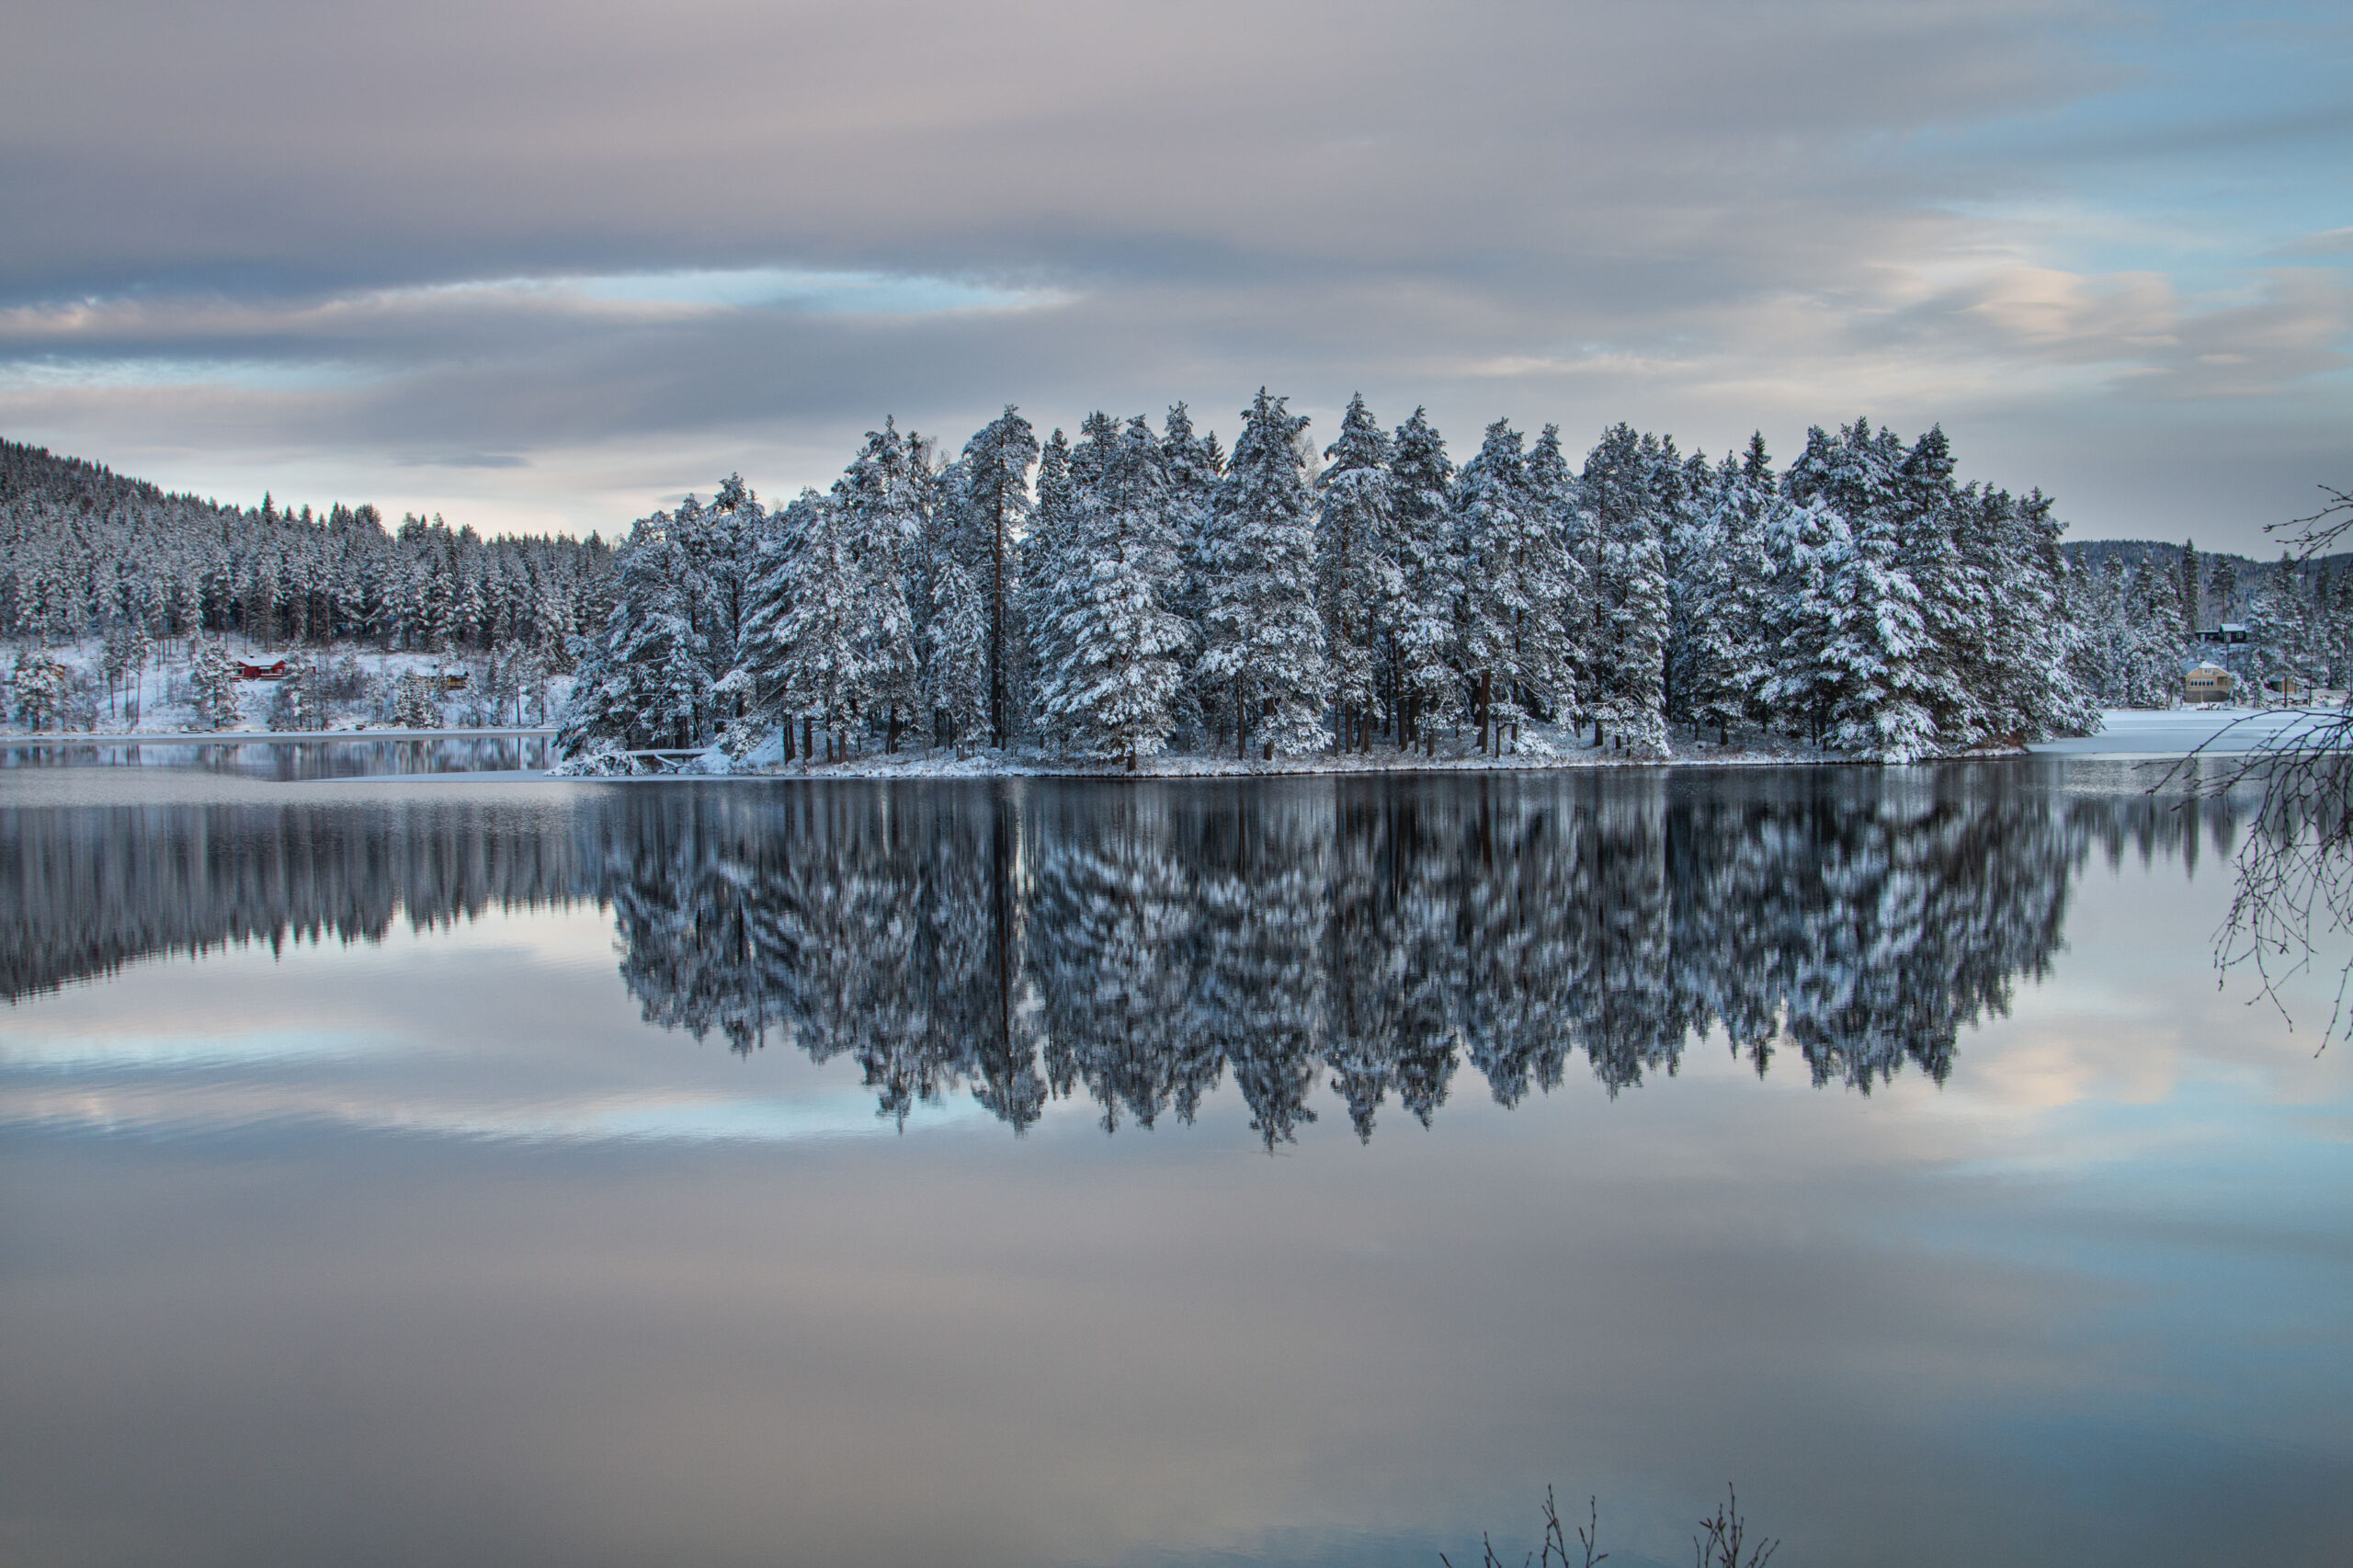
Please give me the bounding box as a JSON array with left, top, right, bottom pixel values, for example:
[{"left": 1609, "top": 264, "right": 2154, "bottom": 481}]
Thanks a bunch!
[
  {"left": 405, "top": 452, "right": 531, "bottom": 470},
  {"left": 2276, "top": 226, "right": 2353, "bottom": 257},
  {"left": 0, "top": 0, "right": 2347, "bottom": 549}
]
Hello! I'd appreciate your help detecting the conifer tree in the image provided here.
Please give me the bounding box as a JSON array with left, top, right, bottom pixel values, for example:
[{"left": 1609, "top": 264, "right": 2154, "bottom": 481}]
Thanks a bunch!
[
  {"left": 1315, "top": 394, "right": 1400, "bottom": 753},
  {"left": 1018, "top": 427, "right": 1078, "bottom": 745},
  {"left": 928, "top": 556, "right": 991, "bottom": 754},
  {"left": 1161, "top": 403, "right": 1224, "bottom": 739},
  {"left": 1816, "top": 500, "right": 1938, "bottom": 760},
  {"left": 188, "top": 640, "right": 241, "bottom": 731},
  {"left": 1387, "top": 408, "right": 1459, "bottom": 751},
  {"left": 833, "top": 420, "right": 925, "bottom": 751},
  {"left": 1197, "top": 391, "right": 1328, "bottom": 757},
  {"left": 952, "top": 407, "right": 1038, "bottom": 745},
  {"left": 1452, "top": 420, "right": 1569, "bottom": 751},
  {"left": 1581, "top": 423, "right": 1671, "bottom": 754},
  {"left": 1040, "top": 415, "right": 1189, "bottom": 767},
  {"left": 1891, "top": 424, "right": 1982, "bottom": 743}
]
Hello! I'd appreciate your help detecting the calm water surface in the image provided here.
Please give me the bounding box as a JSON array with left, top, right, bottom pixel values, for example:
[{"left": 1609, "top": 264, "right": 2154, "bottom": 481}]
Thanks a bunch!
[{"left": 2, "top": 759, "right": 2347, "bottom": 1567}]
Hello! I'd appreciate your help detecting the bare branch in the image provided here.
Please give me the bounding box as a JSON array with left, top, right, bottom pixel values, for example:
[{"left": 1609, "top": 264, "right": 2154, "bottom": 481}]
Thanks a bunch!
[{"left": 2267, "top": 483, "right": 2353, "bottom": 559}]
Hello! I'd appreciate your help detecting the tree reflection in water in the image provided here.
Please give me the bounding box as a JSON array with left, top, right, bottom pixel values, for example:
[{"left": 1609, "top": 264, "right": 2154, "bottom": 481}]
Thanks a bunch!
[{"left": 2, "top": 767, "right": 2245, "bottom": 1142}]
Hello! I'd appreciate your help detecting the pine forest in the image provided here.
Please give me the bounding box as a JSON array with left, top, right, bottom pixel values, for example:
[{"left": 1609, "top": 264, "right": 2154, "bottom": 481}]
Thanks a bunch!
[{"left": 4, "top": 406, "right": 2336, "bottom": 759}]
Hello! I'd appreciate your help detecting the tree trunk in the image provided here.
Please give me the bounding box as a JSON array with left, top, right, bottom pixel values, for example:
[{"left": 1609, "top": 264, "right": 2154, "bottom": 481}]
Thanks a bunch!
[{"left": 990, "top": 490, "right": 1006, "bottom": 749}]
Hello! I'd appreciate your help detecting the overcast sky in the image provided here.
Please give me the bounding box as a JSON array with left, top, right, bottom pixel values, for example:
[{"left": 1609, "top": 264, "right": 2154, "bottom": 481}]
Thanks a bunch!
[{"left": 5, "top": 0, "right": 2347, "bottom": 551}]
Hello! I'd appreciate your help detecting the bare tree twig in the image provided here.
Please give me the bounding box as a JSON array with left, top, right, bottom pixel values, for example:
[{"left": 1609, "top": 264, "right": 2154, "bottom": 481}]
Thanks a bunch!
[{"left": 2154, "top": 481, "right": 2353, "bottom": 1049}]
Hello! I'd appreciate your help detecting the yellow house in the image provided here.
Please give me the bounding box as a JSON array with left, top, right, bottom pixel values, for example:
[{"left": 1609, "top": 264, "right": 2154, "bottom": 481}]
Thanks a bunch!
[{"left": 2184, "top": 662, "right": 2234, "bottom": 703}]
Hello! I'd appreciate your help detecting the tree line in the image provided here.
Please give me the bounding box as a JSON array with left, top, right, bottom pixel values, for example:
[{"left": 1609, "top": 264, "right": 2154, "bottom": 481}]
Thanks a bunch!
[
  {"left": 563, "top": 396, "right": 2099, "bottom": 767},
  {"left": 2069, "top": 536, "right": 2353, "bottom": 705},
  {"left": 0, "top": 439, "right": 611, "bottom": 666}
]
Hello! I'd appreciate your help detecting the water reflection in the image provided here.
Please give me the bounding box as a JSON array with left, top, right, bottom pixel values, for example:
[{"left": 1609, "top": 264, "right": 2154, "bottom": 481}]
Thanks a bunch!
[
  {"left": 1, "top": 766, "right": 2247, "bottom": 1141},
  {"left": 0, "top": 733, "right": 556, "bottom": 780}
]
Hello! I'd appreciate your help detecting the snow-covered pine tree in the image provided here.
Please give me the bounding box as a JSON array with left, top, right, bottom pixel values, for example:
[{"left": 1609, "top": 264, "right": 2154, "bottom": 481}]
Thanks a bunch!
[
  {"left": 1814, "top": 494, "right": 1939, "bottom": 760},
  {"left": 1891, "top": 425, "right": 1983, "bottom": 744},
  {"left": 699, "top": 474, "right": 764, "bottom": 696},
  {"left": 1666, "top": 449, "right": 1749, "bottom": 742},
  {"left": 1157, "top": 403, "right": 1225, "bottom": 746},
  {"left": 1976, "top": 486, "right": 2098, "bottom": 738},
  {"left": 1522, "top": 423, "right": 1589, "bottom": 727},
  {"left": 1315, "top": 394, "right": 1401, "bottom": 753},
  {"left": 1759, "top": 496, "right": 1845, "bottom": 746},
  {"left": 1019, "top": 427, "right": 1078, "bottom": 747},
  {"left": 2208, "top": 554, "right": 2240, "bottom": 628},
  {"left": 928, "top": 556, "right": 991, "bottom": 754},
  {"left": 1448, "top": 421, "right": 1520, "bottom": 753},
  {"left": 1580, "top": 423, "right": 1671, "bottom": 755},
  {"left": 2120, "top": 550, "right": 2191, "bottom": 707},
  {"left": 1715, "top": 433, "right": 1785, "bottom": 725},
  {"left": 267, "top": 654, "right": 330, "bottom": 732},
  {"left": 1387, "top": 407, "right": 1459, "bottom": 751},
  {"left": 1197, "top": 391, "right": 1328, "bottom": 757},
  {"left": 10, "top": 652, "right": 67, "bottom": 732},
  {"left": 556, "top": 506, "right": 714, "bottom": 755},
  {"left": 952, "top": 406, "right": 1038, "bottom": 746},
  {"left": 1041, "top": 415, "right": 1190, "bottom": 767},
  {"left": 764, "top": 491, "right": 866, "bottom": 758},
  {"left": 1451, "top": 420, "right": 1570, "bottom": 752},
  {"left": 188, "top": 639, "right": 241, "bottom": 731},
  {"left": 833, "top": 420, "right": 925, "bottom": 751},
  {"left": 2245, "top": 551, "right": 2314, "bottom": 699}
]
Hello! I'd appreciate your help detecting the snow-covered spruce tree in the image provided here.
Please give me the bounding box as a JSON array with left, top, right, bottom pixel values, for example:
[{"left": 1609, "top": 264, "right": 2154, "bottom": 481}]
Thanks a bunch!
[
  {"left": 1452, "top": 420, "right": 1572, "bottom": 752},
  {"left": 950, "top": 406, "right": 1038, "bottom": 746},
  {"left": 1197, "top": 391, "right": 1328, "bottom": 758},
  {"left": 762, "top": 490, "right": 870, "bottom": 758},
  {"left": 1759, "top": 496, "right": 1844, "bottom": 745},
  {"left": 188, "top": 639, "right": 242, "bottom": 731},
  {"left": 560, "top": 510, "right": 713, "bottom": 754},
  {"left": 1387, "top": 407, "right": 1459, "bottom": 751},
  {"left": 1524, "top": 422, "right": 1592, "bottom": 706},
  {"left": 1315, "top": 394, "right": 1401, "bottom": 753},
  {"left": 1814, "top": 496, "right": 1940, "bottom": 760},
  {"left": 1890, "top": 425, "right": 1984, "bottom": 744},
  {"left": 267, "top": 655, "right": 330, "bottom": 732},
  {"left": 1017, "top": 427, "right": 1078, "bottom": 748},
  {"left": 1448, "top": 421, "right": 1522, "bottom": 753},
  {"left": 1579, "top": 423, "right": 1671, "bottom": 755},
  {"left": 699, "top": 474, "right": 765, "bottom": 706},
  {"left": 1978, "top": 487, "right": 2099, "bottom": 739},
  {"left": 2243, "top": 552, "right": 2313, "bottom": 699},
  {"left": 1666, "top": 447, "right": 1768, "bottom": 744},
  {"left": 1159, "top": 402, "right": 1224, "bottom": 740},
  {"left": 1040, "top": 415, "right": 1190, "bottom": 767},
  {"left": 834, "top": 420, "right": 926, "bottom": 752},
  {"left": 10, "top": 652, "right": 66, "bottom": 732},
  {"left": 927, "top": 556, "right": 991, "bottom": 754},
  {"left": 1031, "top": 416, "right": 1119, "bottom": 752}
]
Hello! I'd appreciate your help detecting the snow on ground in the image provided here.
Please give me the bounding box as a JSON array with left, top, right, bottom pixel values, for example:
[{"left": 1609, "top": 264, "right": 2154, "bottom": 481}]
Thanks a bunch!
[
  {"left": 2026, "top": 706, "right": 2345, "bottom": 757},
  {"left": 606, "top": 722, "right": 1869, "bottom": 780},
  {"left": 2, "top": 636, "right": 568, "bottom": 737}
]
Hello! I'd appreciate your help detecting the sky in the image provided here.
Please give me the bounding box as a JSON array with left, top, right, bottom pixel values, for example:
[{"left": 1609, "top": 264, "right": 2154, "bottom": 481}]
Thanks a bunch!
[{"left": 3, "top": 0, "right": 2347, "bottom": 551}]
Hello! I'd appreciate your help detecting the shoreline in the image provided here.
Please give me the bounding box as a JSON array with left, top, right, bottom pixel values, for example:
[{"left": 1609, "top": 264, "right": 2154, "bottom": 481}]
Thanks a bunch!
[
  {"left": 1, "top": 727, "right": 558, "bottom": 744},
  {"left": 553, "top": 738, "right": 2029, "bottom": 781}
]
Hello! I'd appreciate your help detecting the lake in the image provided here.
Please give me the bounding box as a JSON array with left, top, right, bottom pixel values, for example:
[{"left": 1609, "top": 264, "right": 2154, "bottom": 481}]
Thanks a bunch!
[{"left": 2, "top": 758, "right": 2347, "bottom": 1567}]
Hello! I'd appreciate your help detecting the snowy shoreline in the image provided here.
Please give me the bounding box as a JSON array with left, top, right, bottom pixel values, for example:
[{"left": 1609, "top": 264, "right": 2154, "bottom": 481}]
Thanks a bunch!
[
  {"left": 6, "top": 708, "right": 2327, "bottom": 781},
  {"left": 4, "top": 726, "right": 558, "bottom": 744}
]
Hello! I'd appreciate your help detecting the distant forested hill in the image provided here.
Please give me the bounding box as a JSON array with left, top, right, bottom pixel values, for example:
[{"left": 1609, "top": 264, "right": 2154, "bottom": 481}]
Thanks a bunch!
[{"left": 0, "top": 438, "right": 610, "bottom": 655}]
